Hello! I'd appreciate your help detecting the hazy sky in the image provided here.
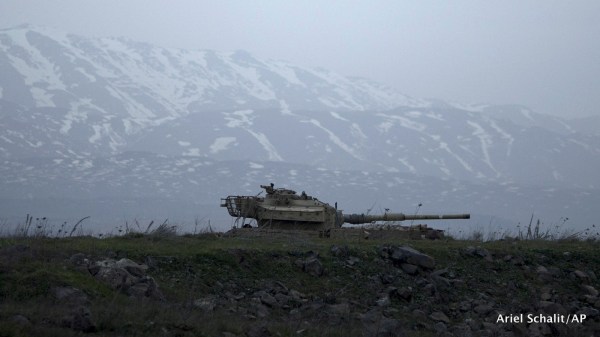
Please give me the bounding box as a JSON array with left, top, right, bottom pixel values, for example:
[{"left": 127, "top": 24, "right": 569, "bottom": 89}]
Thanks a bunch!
[{"left": 1, "top": 1, "right": 599, "bottom": 118}]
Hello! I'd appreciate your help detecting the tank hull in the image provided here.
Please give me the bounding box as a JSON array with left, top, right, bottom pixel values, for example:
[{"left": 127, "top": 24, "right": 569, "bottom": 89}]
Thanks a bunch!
[{"left": 221, "top": 184, "right": 470, "bottom": 231}]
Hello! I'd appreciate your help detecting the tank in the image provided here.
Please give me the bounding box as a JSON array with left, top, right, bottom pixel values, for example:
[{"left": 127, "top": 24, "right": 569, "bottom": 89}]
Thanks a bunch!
[{"left": 221, "top": 184, "right": 470, "bottom": 231}]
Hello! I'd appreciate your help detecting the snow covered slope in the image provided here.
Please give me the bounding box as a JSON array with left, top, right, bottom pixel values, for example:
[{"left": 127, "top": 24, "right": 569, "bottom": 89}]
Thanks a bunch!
[
  {"left": 1, "top": 25, "right": 599, "bottom": 230},
  {"left": 0, "top": 25, "right": 423, "bottom": 154}
]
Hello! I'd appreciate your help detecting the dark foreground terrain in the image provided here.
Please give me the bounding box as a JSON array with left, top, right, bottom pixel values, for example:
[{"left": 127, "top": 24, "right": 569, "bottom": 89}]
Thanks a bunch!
[{"left": 0, "top": 230, "right": 599, "bottom": 337}]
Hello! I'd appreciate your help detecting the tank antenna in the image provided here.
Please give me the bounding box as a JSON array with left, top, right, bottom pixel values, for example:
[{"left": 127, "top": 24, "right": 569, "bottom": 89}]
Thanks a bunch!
[{"left": 410, "top": 203, "right": 423, "bottom": 226}]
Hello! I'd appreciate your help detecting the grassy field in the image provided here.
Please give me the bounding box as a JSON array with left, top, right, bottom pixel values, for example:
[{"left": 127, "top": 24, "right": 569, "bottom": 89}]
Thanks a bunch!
[{"left": 0, "top": 230, "right": 599, "bottom": 336}]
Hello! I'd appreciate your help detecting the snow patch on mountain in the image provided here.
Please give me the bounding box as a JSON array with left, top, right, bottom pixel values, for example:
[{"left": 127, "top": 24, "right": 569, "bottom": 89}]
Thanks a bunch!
[
  {"left": 378, "top": 113, "right": 426, "bottom": 132},
  {"left": 439, "top": 142, "right": 473, "bottom": 173},
  {"left": 269, "top": 61, "right": 305, "bottom": 87},
  {"left": 248, "top": 130, "right": 283, "bottom": 161},
  {"left": 221, "top": 53, "right": 277, "bottom": 101},
  {"left": 330, "top": 111, "right": 349, "bottom": 121},
  {"left": 279, "top": 100, "right": 293, "bottom": 116},
  {"left": 467, "top": 120, "right": 499, "bottom": 176},
  {"left": 210, "top": 137, "right": 237, "bottom": 154},
  {"left": 307, "top": 119, "right": 363, "bottom": 160},
  {"left": 488, "top": 119, "right": 514, "bottom": 157},
  {"left": 225, "top": 110, "right": 254, "bottom": 128}
]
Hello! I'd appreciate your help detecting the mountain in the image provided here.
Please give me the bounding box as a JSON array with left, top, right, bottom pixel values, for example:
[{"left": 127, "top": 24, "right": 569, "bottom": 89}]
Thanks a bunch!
[{"left": 0, "top": 25, "right": 598, "bottom": 232}]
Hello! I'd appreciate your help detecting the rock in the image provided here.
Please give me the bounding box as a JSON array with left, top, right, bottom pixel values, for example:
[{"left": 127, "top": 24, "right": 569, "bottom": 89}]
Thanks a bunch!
[
  {"left": 330, "top": 245, "right": 349, "bottom": 257},
  {"left": 346, "top": 256, "right": 361, "bottom": 266},
  {"left": 302, "top": 257, "right": 324, "bottom": 277},
  {"left": 582, "top": 285, "right": 599, "bottom": 297},
  {"left": 126, "top": 276, "right": 164, "bottom": 300},
  {"left": 395, "top": 287, "right": 413, "bottom": 301},
  {"left": 274, "top": 293, "right": 291, "bottom": 306},
  {"left": 389, "top": 246, "right": 435, "bottom": 270},
  {"left": 451, "top": 323, "right": 473, "bottom": 337},
  {"left": 473, "top": 304, "right": 493, "bottom": 316},
  {"left": 61, "top": 306, "right": 96, "bottom": 332},
  {"left": 380, "top": 273, "right": 395, "bottom": 284},
  {"left": 273, "top": 280, "right": 288, "bottom": 293},
  {"left": 289, "top": 289, "right": 306, "bottom": 301},
  {"left": 577, "top": 307, "right": 600, "bottom": 318},
  {"left": 246, "top": 324, "right": 272, "bottom": 337},
  {"left": 194, "top": 295, "right": 218, "bottom": 311},
  {"left": 327, "top": 302, "right": 350, "bottom": 316},
  {"left": 511, "top": 256, "right": 525, "bottom": 266},
  {"left": 254, "top": 290, "right": 277, "bottom": 308},
  {"left": 431, "top": 274, "right": 451, "bottom": 290},
  {"left": 115, "top": 258, "right": 148, "bottom": 277},
  {"left": 95, "top": 264, "right": 137, "bottom": 289},
  {"left": 539, "top": 301, "right": 567, "bottom": 316},
  {"left": 10, "top": 314, "right": 31, "bottom": 326},
  {"left": 53, "top": 286, "right": 89, "bottom": 305},
  {"left": 573, "top": 270, "right": 589, "bottom": 280},
  {"left": 144, "top": 255, "right": 159, "bottom": 271},
  {"left": 69, "top": 253, "right": 88, "bottom": 267},
  {"left": 434, "top": 321, "right": 448, "bottom": 333},
  {"left": 248, "top": 302, "right": 270, "bottom": 319},
  {"left": 400, "top": 263, "right": 418, "bottom": 275},
  {"left": 528, "top": 322, "right": 552, "bottom": 336},
  {"left": 429, "top": 311, "right": 450, "bottom": 324},
  {"left": 376, "top": 295, "right": 391, "bottom": 307},
  {"left": 91, "top": 258, "right": 164, "bottom": 300},
  {"left": 465, "top": 246, "right": 490, "bottom": 258},
  {"left": 458, "top": 300, "right": 472, "bottom": 312},
  {"left": 536, "top": 266, "right": 552, "bottom": 282},
  {"left": 360, "top": 308, "right": 403, "bottom": 337}
]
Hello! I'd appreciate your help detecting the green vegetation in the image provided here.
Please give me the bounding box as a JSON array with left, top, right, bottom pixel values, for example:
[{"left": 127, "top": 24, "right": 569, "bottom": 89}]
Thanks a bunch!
[{"left": 0, "top": 229, "right": 599, "bottom": 336}]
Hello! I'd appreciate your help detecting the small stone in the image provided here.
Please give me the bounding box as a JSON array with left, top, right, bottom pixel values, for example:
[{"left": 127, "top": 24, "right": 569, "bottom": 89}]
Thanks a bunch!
[
  {"left": 53, "top": 286, "right": 88, "bottom": 304},
  {"left": 434, "top": 321, "right": 447, "bottom": 333},
  {"left": 361, "top": 308, "right": 403, "bottom": 337},
  {"left": 330, "top": 245, "right": 349, "bottom": 257},
  {"left": 511, "top": 256, "right": 525, "bottom": 266},
  {"left": 400, "top": 263, "right": 418, "bottom": 275},
  {"left": 10, "top": 315, "right": 31, "bottom": 326},
  {"left": 289, "top": 289, "right": 305, "bottom": 301},
  {"left": 582, "top": 285, "right": 599, "bottom": 297},
  {"left": 346, "top": 256, "right": 360, "bottom": 266},
  {"left": 246, "top": 324, "right": 272, "bottom": 337},
  {"left": 62, "top": 306, "right": 96, "bottom": 332},
  {"left": 376, "top": 295, "right": 391, "bottom": 307},
  {"left": 258, "top": 291, "right": 277, "bottom": 308},
  {"left": 69, "top": 253, "right": 88, "bottom": 267},
  {"left": 274, "top": 293, "right": 290, "bottom": 305},
  {"left": 390, "top": 246, "right": 435, "bottom": 269},
  {"left": 577, "top": 307, "right": 600, "bottom": 318},
  {"left": 302, "top": 257, "right": 324, "bottom": 277},
  {"left": 574, "top": 270, "right": 589, "bottom": 280},
  {"left": 380, "top": 273, "right": 395, "bottom": 284},
  {"left": 429, "top": 311, "right": 450, "bottom": 324},
  {"left": 115, "top": 258, "right": 148, "bottom": 277},
  {"left": 474, "top": 304, "right": 493, "bottom": 316},
  {"left": 465, "top": 246, "right": 490, "bottom": 258},
  {"left": 194, "top": 295, "right": 217, "bottom": 311}
]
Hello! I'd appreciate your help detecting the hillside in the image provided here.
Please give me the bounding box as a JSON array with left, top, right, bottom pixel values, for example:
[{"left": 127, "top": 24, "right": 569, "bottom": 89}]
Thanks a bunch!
[
  {"left": 1, "top": 232, "right": 599, "bottom": 336},
  {"left": 1, "top": 25, "right": 599, "bottom": 232}
]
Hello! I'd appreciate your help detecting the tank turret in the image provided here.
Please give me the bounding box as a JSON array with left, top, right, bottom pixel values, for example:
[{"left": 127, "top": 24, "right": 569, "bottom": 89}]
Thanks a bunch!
[{"left": 221, "top": 184, "right": 470, "bottom": 231}]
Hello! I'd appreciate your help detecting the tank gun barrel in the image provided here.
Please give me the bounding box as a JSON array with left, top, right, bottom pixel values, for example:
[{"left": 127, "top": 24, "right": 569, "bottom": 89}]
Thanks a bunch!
[{"left": 343, "top": 212, "right": 470, "bottom": 225}]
